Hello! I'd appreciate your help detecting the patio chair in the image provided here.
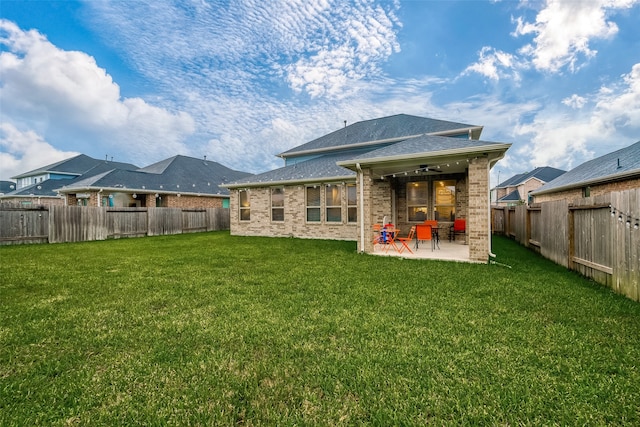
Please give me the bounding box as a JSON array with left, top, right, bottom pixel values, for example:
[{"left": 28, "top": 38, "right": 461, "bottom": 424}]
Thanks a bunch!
[
  {"left": 381, "top": 226, "right": 401, "bottom": 253},
  {"left": 372, "top": 223, "right": 383, "bottom": 249},
  {"left": 449, "top": 219, "right": 466, "bottom": 242},
  {"left": 424, "top": 220, "right": 439, "bottom": 245},
  {"left": 415, "top": 224, "right": 434, "bottom": 251},
  {"left": 395, "top": 226, "right": 415, "bottom": 254}
]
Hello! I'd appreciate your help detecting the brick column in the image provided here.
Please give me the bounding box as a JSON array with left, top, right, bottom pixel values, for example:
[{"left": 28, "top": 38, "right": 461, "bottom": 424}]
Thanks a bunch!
[
  {"left": 360, "top": 168, "right": 374, "bottom": 253},
  {"left": 468, "top": 156, "right": 490, "bottom": 262}
]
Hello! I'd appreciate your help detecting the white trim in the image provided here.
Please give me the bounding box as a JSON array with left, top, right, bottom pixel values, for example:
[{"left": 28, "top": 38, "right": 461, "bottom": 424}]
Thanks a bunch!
[
  {"left": 337, "top": 144, "right": 512, "bottom": 168},
  {"left": 224, "top": 176, "right": 355, "bottom": 189}
]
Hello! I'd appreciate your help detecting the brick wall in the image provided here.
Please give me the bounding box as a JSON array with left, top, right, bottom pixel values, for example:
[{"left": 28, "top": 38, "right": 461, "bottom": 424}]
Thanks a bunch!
[
  {"left": 164, "top": 194, "right": 224, "bottom": 209},
  {"left": 65, "top": 191, "right": 226, "bottom": 208},
  {"left": 230, "top": 183, "right": 358, "bottom": 240},
  {"left": 533, "top": 177, "right": 640, "bottom": 203},
  {"left": 0, "top": 196, "right": 65, "bottom": 207}
]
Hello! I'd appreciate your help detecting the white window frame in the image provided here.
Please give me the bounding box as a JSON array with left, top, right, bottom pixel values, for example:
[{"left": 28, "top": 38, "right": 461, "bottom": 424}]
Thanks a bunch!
[
  {"left": 325, "top": 184, "right": 342, "bottom": 223},
  {"left": 407, "top": 181, "right": 428, "bottom": 222},
  {"left": 433, "top": 179, "right": 456, "bottom": 222},
  {"left": 347, "top": 184, "right": 357, "bottom": 223},
  {"left": 305, "top": 186, "right": 321, "bottom": 223},
  {"left": 239, "top": 190, "right": 250, "bottom": 221},
  {"left": 271, "top": 187, "right": 284, "bottom": 222}
]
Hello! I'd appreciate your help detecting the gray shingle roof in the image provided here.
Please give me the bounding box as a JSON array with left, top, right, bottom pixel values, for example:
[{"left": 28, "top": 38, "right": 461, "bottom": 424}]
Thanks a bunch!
[
  {"left": 497, "top": 189, "right": 522, "bottom": 202},
  {"left": 227, "top": 134, "right": 511, "bottom": 187},
  {"left": 346, "top": 134, "right": 507, "bottom": 162},
  {"left": 279, "top": 114, "right": 479, "bottom": 157},
  {"left": 532, "top": 141, "right": 640, "bottom": 195},
  {"left": 58, "top": 155, "right": 252, "bottom": 196},
  {"left": 497, "top": 173, "right": 526, "bottom": 188},
  {"left": 0, "top": 181, "right": 17, "bottom": 194},
  {"left": 11, "top": 154, "right": 138, "bottom": 179},
  {"left": 497, "top": 167, "right": 565, "bottom": 188},
  {"left": 5, "top": 179, "right": 68, "bottom": 197},
  {"left": 226, "top": 152, "right": 357, "bottom": 187}
]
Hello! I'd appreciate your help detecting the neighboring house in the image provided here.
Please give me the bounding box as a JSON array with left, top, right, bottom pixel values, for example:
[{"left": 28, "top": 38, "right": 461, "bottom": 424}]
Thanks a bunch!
[
  {"left": 56, "top": 155, "right": 252, "bottom": 208},
  {"left": 224, "top": 114, "right": 511, "bottom": 262},
  {"left": 1, "top": 155, "right": 139, "bottom": 207},
  {"left": 531, "top": 140, "right": 640, "bottom": 203},
  {"left": 493, "top": 166, "right": 566, "bottom": 206}
]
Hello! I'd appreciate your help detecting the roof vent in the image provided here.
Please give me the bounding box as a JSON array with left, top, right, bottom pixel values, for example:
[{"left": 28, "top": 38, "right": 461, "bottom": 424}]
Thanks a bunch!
[{"left": 617, "top": 158, "right": 622, "bottom": 169}]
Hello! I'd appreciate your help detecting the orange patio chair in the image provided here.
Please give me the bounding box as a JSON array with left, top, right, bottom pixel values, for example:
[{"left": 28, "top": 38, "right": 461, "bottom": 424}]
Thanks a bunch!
[
  {"left": 372, "top": 223, "right": 383, "bottom": 250},
  {"left": 424, "top": 220, "right": 439, "bottom": 246},
  {"left": 449, "top": 219, "right": 466, "bottom": 242},
  {"left": 381, "top": 226, "right": 401, "bottom": 253},
  {"left": 396, "top": 226, "right": 415, "bottom": 254},
  {"left": 415, "top": 224, "right": 434, "bottom": 251}
]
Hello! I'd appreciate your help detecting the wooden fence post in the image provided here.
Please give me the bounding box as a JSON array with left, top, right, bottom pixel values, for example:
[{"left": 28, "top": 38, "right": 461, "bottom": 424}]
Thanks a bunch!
[{"left": 567, "top": 206, "right": 575, "bottom": 271}]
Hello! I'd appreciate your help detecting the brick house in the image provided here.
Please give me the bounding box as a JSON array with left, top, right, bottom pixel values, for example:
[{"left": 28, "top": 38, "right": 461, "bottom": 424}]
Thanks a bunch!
[
  {"left": 1, "top": 154, "right": 138, "bottom": 207},
  {"left": 493, "top": 166, "right": 565, "bottom": 206},
  {"left": 224, "top": 114, "right": 511, "bottom": 262},
  {"left": 56, "top": 155, "right": 252, "bottom": 208},
  {"left": 531, "top": 141, "right": 640, "bottom": 203}
]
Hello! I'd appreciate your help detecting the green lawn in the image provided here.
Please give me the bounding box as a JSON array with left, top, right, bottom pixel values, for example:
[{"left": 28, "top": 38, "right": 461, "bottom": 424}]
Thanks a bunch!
[{"left": 1, "top": 233, "right": 639, "bottom": 426}]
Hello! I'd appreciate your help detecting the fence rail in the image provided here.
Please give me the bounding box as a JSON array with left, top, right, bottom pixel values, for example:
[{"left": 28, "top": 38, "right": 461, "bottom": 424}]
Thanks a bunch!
[
  {"left": 0, "top": 206, "right": 230, "bottom": 245},
  {"left": 492, "top": 188, "right": 639, "bottom": 302}
]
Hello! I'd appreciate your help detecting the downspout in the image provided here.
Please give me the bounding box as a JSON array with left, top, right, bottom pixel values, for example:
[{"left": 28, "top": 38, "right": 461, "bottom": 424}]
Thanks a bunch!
[
  {"left": 488, "top": 160, "right": 498, "bottom": 259},
  {"left": 356, "top": 163, "right": 365, "bottom": 253}
]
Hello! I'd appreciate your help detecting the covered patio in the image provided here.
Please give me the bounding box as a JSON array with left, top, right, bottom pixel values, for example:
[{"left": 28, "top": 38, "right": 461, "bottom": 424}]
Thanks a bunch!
[
  {"left": 370, "top": 235, "right": 475, "bottom": 262},
  {"left": 337, "top": 136, "right": 510, "bottom": 263}
]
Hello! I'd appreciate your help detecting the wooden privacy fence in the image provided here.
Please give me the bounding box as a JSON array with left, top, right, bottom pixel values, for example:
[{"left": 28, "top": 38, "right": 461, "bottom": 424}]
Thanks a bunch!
[
  {"left": 0, "top": 206, "right": 230, "bottom": 245},
  {"left": 492, "top": 188, "right": 639, "bottom": 302}
]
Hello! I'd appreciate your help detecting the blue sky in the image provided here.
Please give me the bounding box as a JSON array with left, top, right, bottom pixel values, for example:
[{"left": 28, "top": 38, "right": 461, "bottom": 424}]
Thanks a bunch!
[{"left": 1, "top": 0, "right": 639, "bottom": 186}]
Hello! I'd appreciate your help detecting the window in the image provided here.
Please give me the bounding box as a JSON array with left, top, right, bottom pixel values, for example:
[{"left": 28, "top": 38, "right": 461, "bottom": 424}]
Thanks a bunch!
[
  {"left": 325, "top": 184, "right": 342, "bottom": 222},
  {"left": 407, "top": 182, "right": 428, "bottom": 221},
  {"left": 306, "top": 186, "right": 321, "bottom": 222},
  {"left": 434, "top": 180, "right": 456, "bottom": 221},
  {"left": 271, "top": 187, "right": 284, "bottom": 221},
  {"left": 239, "top": 190, "right": 250, "bottom": 221},
  {"left": 347, "top": 184, "right": 357, "bottom": 223}
]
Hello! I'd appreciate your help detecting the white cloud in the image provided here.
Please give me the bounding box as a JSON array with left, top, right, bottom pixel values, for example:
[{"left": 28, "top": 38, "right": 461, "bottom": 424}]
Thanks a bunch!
[
  {"left": 513, "top": 62, "right": 640, "bottom": 169},
  {"left": 0, "top": 19, "right": 195, "bottom": 167},
  {"left": 85, "top": 1, "right": 401, "bottom": 100},
  {"left": 0, "top": 123, "right": 79, "bottom": 180},
  {"left": 596, "top": 63, "right": 640, "bottom": 131},
  {"left": 513, "top": 0, "right": 639, "bottom": 73},
  {"left": 562, "top": 94, "right": 587, "bottom": 109},
  {"left": 75, "top": 1, "right": 403, "bottom": 172},
  {"left": 463, "top": 46, "right": 520, "bottom": 81}
]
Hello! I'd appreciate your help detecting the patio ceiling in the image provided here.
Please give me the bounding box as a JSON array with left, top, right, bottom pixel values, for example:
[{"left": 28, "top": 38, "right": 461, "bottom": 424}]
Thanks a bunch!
[{"left": 365, "top": 155, "right": 475, "bottom": 180}]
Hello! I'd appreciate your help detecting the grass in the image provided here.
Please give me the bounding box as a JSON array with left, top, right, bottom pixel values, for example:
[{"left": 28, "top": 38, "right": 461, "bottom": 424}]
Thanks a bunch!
[{"left": 1, "top": 233, "right": 639, "bottom": 426}]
